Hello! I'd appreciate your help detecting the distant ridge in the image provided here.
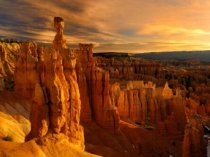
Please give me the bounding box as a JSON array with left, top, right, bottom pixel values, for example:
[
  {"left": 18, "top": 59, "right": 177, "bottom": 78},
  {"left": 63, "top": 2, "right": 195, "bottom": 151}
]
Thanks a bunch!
[
  {"left": 94, "top": 51, "right": 210, "bottom": 63},
  {"left": 94, "top": 52, "right": 134, "bottom": 58},
  {"left": 135, "top": 50, "right": 210, "bottom": 63}
]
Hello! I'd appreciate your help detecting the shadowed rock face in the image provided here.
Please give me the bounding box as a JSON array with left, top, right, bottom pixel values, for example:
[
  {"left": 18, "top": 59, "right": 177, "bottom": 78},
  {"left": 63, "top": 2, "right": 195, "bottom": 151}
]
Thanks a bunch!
[
  {"left": 76, "top": 44, "right": 121, "bottom": 132},
  {"left": 182, "top": 100, "right": 208, "bottom": 157},
  {"left": 182, "top": 116, "right": 206, "bottom": 157}
]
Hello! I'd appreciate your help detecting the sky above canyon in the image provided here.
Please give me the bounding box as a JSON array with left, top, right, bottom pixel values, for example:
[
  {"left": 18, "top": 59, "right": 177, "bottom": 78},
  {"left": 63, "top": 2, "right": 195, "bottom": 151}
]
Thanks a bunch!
[{"left": 1, "top": 0, "right": 210, "bottom": 52}]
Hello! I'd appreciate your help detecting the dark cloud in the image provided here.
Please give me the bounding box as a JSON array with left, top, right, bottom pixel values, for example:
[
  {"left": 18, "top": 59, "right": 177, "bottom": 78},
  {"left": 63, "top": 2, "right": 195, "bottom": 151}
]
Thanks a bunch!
[
  {"left": 0, "top": 0, "right": 118, "bottom": 44},
  {"left": 0, "top": 0, "right": 210, "bottom": 52},
  {"left": 51, "top": 0, "right": 87, "bottom": 13}
]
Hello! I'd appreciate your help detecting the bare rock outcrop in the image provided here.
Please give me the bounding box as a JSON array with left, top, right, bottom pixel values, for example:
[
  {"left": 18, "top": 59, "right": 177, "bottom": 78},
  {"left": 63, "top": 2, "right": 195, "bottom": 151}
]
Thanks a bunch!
[
  {"left": 116, "top": 81, "right": 186, "bottom": 135},
  {"left": 13, "top": 17, "right": 85, "bottom": 149}
]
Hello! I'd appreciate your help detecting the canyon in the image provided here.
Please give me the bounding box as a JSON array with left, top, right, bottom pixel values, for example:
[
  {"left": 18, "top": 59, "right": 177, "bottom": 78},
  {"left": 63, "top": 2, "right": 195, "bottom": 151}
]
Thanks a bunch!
[{"left": 0, "top": 17, "right": 210, "bottom": 157}]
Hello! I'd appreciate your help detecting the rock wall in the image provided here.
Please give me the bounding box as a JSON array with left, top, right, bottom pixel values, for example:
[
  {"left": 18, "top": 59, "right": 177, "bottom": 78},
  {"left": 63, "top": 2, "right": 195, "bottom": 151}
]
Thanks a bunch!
[
  {"left": 76, "top": 44, "right": 120, "bottom": 131},
  {"left": 117, "top": 81, "right": 186, "bottom": 134},
  {"left": 76, "top": 44, "right": 94, "bottom": 123}
]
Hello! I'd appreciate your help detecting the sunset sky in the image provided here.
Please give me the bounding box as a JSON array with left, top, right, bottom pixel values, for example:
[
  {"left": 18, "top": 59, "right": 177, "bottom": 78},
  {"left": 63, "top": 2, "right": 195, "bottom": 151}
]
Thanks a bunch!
[{"left": 1, "top": 0, "right": 210, "bottom": 52}]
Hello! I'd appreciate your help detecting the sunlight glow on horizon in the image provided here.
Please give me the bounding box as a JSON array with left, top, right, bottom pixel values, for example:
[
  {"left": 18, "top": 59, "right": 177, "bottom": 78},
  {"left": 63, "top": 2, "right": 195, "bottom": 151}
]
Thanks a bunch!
[{"left": 1, "top": 0, "right": 210, "bottom": 52}]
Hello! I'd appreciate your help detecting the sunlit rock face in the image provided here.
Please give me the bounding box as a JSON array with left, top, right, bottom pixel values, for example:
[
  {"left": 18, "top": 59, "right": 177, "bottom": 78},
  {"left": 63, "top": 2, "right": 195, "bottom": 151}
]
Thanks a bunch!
[
  {"left": 1, "top": 17, "right": 122, "bottom": 150},
  {"left": 116, "top": 81, "right": 186, "bottom": 134},
  {"left": 0, "top": 42, "right": 21, "bottom": 90},
  {"left": 11, "top": 16, "right": 121, "bottom": 150},
  {"left": 0, "top": 91, "right": 31, "bottom": 143},
  {"left": 12, "top": 17, "right": 85, "bottom": 149},
  {"left": 0, "top": 133, "right": 99, "bottom": 157},
  {"left": 0, "top": 111, "right": 30, "bottom": 143}
]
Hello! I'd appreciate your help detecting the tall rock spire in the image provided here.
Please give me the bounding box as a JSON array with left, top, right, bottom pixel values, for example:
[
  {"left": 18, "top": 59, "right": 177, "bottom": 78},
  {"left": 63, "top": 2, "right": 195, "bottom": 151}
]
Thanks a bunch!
[{"left": 53, "top": 17, "right": 67, "bottom": 50}]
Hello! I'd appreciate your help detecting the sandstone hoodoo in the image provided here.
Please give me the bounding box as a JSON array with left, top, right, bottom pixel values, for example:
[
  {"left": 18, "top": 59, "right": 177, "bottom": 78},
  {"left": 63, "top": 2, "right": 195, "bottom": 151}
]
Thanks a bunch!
[
  {"left": 28, "top": 17, "right": 85, "bottom": 149},
  {"left": 0, "top": 16, "right": 210, "bottom": 157}
]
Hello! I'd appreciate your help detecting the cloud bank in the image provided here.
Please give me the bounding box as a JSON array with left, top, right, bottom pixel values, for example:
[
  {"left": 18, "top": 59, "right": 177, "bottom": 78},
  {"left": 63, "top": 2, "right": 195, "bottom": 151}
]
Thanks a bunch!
[{"left": 1, "top": 0, "right": 210, "bottom": 52}]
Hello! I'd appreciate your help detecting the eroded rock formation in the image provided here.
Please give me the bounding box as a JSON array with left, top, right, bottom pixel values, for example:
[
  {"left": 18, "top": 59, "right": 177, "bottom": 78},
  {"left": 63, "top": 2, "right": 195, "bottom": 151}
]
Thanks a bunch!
[
  {"left": 182, "top": 115, "right": 206, "bottom": 157},
  {"left": 13, "top": 17, "right": 84, "bottom": 149},
  {"left": 95, "top": 57, "right": 161, "bottom": 80},
  {"left": 53, "top": 17, "right": 67, "bottom": 50},
  {"left": 182, "top": 99, "right": 209, "bottom": 157},
  {"left": 14, "top": 42, "right": 39, "bottom": 98},
  {"left": 116, "top": 81, "right": 186, "bottom": 134},
  {"left": 76, "top": 44, "right": 121, "bottom": 131},
  {"left": 1, "top": 16, "right": 210, "bottom": 157}
]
